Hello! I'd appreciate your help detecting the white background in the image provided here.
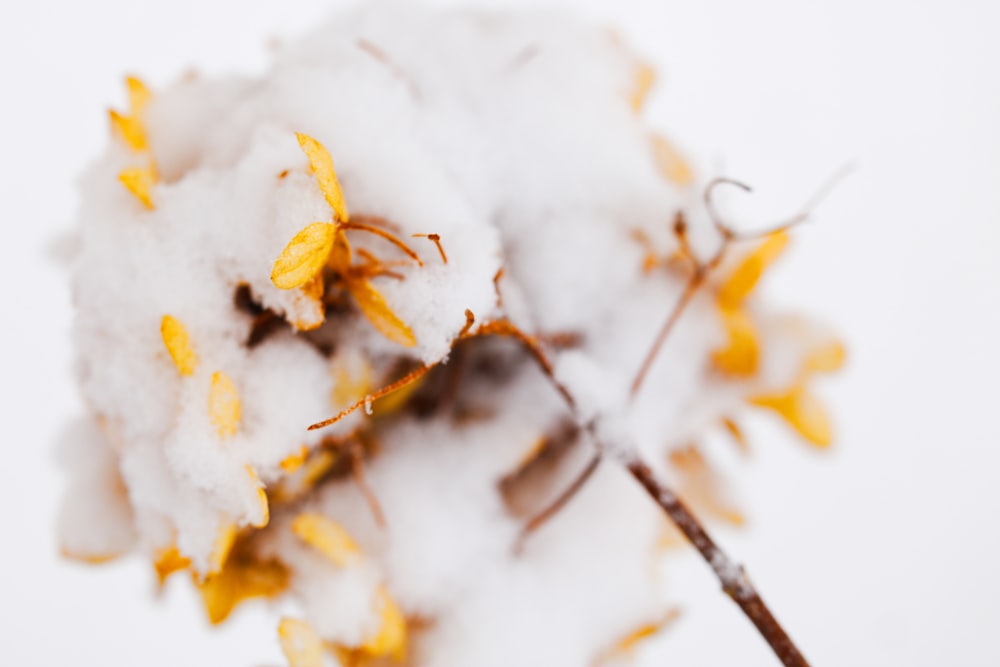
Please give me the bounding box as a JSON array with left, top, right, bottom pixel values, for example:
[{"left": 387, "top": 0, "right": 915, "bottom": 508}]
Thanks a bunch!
[{"left": 1, "top": 0, "right": 998, "bottom": 665}]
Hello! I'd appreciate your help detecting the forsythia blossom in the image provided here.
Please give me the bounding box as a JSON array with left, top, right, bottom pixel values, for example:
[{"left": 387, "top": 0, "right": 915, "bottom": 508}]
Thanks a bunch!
[{"left": 58, "top": 3, "right": 841, "bottom": 666}]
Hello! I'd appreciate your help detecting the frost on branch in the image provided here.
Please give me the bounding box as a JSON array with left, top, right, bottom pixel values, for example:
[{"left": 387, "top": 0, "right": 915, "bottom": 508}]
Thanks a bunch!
[{"left": 58, "top": 3, "right": 842, "bottom": 666}]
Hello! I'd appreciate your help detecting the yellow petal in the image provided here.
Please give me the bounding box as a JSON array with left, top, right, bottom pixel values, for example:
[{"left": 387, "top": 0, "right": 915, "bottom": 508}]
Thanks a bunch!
[
  {"left": 602, "top": 609, "right": 681, "bottom": 662},
  {"left": 331, "top": 353, "right": 373, "bottom": 411},
  {"left": 328, "top": 228, "right": 353, "bottom": 275},
  {"left": 208, "top": 522, "right": 237, "bottom": 576},
  {"left": 118, "top": 165, "right": 155, "bottom": 209},
  {"left": 750, "top": 384, "right": 832, "bottom": 448},
  {"left": 198, "top": 554, "right": 289, "bottom": 624},
  {"left": 154, "top": 545, "right": 191, "bottom": 585},
  {"left": 711, "top": 307, "right": 760, "bottom": 377},
  {"left": 245, "top": 466, "right": 270, "bottom": 528},
  {"left": 280, "top": 445, "right": 310, "bottom": 474},
  {"left": 271, "top": 222, "right": 337, "bottom": 290},
  {"left": 209, "top": 371, "right": 241, "bottom": 439},
  {"left": 349, "top": 279, "right": 416, "bottom": 348},
  {"left": 160, "top": 315, "right": 198, "bottom": 376},
  {"left": 371, "top": 370, "right": 425, "bottom": 416},
  {"left": 718, "top": 231, "right": 790, "bottom": 307},
  {"left": 278, "top": 618, "right": 325, "bottom": 667},
  {"left": 651, "top": 133, "right": 693, "bottom": 186},
  {"left": 359, "top": 587, "right": 407, "bottom": 661},
  {"left": 630, "top": 62, "right": 656, "bottom": 112},
  {"left": 291, "top": 513, "right": 362, "bottom": 567},
  {"left": 806, "top": 339, "right": 847, "bottom": 374},
  {"left": 125, "top": 75, "right": 151, "bottom": 116},
  {"left": 296, "top": 132, "right": 349, "bottom": 223},
  {"left": 109, "top": 110, "right": 148, "bottom": 152}
]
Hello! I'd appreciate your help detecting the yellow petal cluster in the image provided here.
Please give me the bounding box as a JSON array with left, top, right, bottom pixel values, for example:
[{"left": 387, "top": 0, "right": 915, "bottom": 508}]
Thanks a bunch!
[{"left": 711, "top": 231, "right": 789, "bottom": 377}]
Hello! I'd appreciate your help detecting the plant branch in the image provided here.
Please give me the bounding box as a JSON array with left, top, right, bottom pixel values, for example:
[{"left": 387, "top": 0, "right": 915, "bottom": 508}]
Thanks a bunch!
[{"left": 626, "top": 458, "right": 809, "bottom": 667}]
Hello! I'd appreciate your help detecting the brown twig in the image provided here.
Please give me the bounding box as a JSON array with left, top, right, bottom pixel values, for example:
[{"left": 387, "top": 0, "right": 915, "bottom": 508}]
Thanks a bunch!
[
  {"left": 413, "top": 233, "right": 447, "bottom": 264},
  {"left": 514, "top": 451, "right": 601, "bottom": 553},
  {"left": 484, "top": 261, "right": 810, "bottom": 666},
  {"left": 626, "top": 458, "right": 808, "bottom": 667},
  {"left": 349, "top": 443, "right": 386, "bottom": 528},
  {"left": 341, "top": 219, "right": 423, "bottom": 266},
  {"left": 630, "top": 169, "right": 850, "bottom": 398}
]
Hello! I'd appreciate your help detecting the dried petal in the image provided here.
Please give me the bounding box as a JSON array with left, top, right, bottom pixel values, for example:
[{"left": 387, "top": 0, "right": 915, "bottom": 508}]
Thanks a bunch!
[
  {"left": 118, "top": 165, "right": 155, "bottom": 209},
  {"left": 245, "top": 466, "right": 270, "bottom": 528},
  {"left": 208, "top": 522, "right": 237, "bottom": 575},
  {"left": 209, "top": 371, "right": 241, "bottom": 439},
  {"left": 291, "top": 513, "right": 362, "bottom": 567},
  {"left": 280, "top": 445, "right": 310, "bottom": 474},
  {"left": 109, "top": 110, "right": 148, "bottom": 152},
  {"left": 711, "top": 307, "right": 760, "bottom": 377},
  {"left": 278, "top": 618, "right": 325, "bottom": 667},
  {"left": 750, "top": 384, "right": 832, "bottom": 448},
  {"left": 718, "top": 231, "right": 790, "bottom": 307},
  {"left": 125, "top": 75, "right": 151, "bottom": 116},
  {"left": 328, "top": 227, "right": 353, "bottom": 274},
  {"left": 198, "top": 555, "right": 290, "bottom": 624},
  {"left": 670, "top": 445, "right": 745, "bottom": 526},
  {"left": 271, "top": 222, "right": 337, "bottom": 290},
  {"left": 154, "top": 545, "right": 191, "bottom": 585},
  {"left": 296, "top": 132, "right": 349, "bottom": 223},
  {"left": 359, "top": 587, "right": 407, "bottom": 661},
  {"left": 349, "top": 279, "right": 417, "bottom": 348},
  {"left": 630, "top": 62, "right": 656, "bottom": 112},
  {"left": 806, "top": 339, "right": 847, "bottom": 374},
  {"left": 160, "top": 315, "right": 198, "bottom": 376},
  {"left": 651, "top": 133, "right": 693, "bottom": 186}
]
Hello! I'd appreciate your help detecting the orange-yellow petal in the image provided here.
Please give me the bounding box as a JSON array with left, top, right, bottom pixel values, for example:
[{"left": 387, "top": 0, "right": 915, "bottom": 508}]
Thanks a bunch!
[
  {"left": 208, "top": 522, "right": 237, "bottom": 576},
  {"left": 328, "top": 228, "right": 353, "bottom": 275},
  {"left": 125, "top": 75, "right": 151, "bottom": 116},
  {"left": 296, "top": 132, "right": 349, "bottom": 223},
  {"left": 358, "top": 587, "right": 407, "bottom": 662},
  {"left": 718, "top": 231, "right": 790, "bottom": 307},
  {"left": 805, "top": 339, "right": 847, "bottom": 374},
  {"left": 651, "top": 133, "right": 693, "bottom": 187},
  {"left": 245, "top": 466, "right": 270, "bottom": 528},
  {"left": 160, "top": 315, "right": 198, "bottom": 376},
  {"left": 109, "top": 110, "right": 148, "bottom": 152},
  {"left": 750, "top": 385, "right": 832, "bottom": 448},
  {"left": 154, "top": 545, "right": 191, "bottom": 585},
  {"left": 271, "top": 222, "right": 337, "bottom": 290},
  {"left": 349, "top": 279, "right": 416, "bottom": 348},
  {"left": 630, "top": 62, "right": 656, "bottom": 112},
  {"left": 711, "top": 307, "right": 760, "bottom": 377},
  {"left": 280, "top": 445, "right": 311, "bottom": 474},
  {"left": 291, "top": 513, "right": 361, "bottom": 567},
  {"left": 209, "top": 371, "right": 241, "bottom": 439},
  {"left": 118, "top": 165, "right": 155, "bottom": 209},
  {"left": 278, "top": 618, "right": 325, "bottom": 667},
  {"left": 198, "top": 554, "right": 289, "bottom": 624}
]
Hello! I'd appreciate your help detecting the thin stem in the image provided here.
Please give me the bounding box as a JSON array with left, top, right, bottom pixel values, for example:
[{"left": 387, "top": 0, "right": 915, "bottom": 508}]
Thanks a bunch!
[
  {"left": 626, "top": 458, "right": 809, "bottom": 667},
  {"left": 514, "top": 452, "right": 602, "bottom": 553}
]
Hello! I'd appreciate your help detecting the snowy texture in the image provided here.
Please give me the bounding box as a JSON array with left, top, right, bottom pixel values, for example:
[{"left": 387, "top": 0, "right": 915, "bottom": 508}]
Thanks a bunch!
[{"left": 59, "top": 2, "right": 841, "bottom": 665}]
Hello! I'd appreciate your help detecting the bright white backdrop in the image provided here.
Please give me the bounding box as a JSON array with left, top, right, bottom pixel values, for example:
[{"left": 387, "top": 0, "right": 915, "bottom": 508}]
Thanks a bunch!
[{"left": 1, "top": 0, "right": 998, "bottom": 665}]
